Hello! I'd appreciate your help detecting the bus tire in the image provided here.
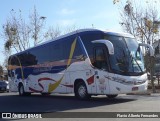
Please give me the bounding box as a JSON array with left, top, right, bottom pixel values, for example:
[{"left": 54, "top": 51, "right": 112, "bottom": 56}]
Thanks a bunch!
[
  {"left": 106, "top": 94, "right": 118, "bottom": 98},
  {"left": 75, "top": 82, "right": 90, "bottom": 100},
  {"left": 18, "top": 84, "right": 30, "bottom": 96},
  {"left": 18, "top": 84, "right": 26, "bottom": 96}
]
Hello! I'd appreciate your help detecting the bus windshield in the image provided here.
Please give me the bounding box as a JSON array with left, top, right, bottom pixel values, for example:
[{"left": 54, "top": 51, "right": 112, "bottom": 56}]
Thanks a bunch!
[{"left": 106, "top": 35, "right": 145, "bottom": 76}]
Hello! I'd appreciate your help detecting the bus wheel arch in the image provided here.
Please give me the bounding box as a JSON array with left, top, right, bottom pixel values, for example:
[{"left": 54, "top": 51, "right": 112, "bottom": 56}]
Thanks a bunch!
[{"left": 74, "top": 79, "right": 91, "bottom": 100}]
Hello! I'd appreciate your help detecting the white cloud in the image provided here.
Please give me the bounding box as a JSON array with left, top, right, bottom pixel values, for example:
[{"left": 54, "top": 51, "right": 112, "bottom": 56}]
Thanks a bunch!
[
  {"left": 57, "top": 19, "right": 76, "bottom": 26},
  {"left": 59, "top": 8, "right": 75, "bottom": 15}
]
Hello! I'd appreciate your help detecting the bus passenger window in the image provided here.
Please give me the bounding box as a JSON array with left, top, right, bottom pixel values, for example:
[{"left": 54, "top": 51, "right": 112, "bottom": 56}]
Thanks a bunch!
[{"left": 94, "top": 48, "right": 108, "bottom": 70}]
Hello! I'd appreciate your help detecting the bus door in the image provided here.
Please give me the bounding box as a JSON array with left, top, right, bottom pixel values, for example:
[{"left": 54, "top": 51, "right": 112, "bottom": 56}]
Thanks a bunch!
[{"left": 93, "top": 45, "right": 110, "bottom": 94}]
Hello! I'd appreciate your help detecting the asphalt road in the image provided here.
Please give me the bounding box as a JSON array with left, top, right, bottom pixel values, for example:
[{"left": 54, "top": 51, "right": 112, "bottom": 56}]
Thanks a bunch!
[{"left": 0, "top": 92, "right": 160, "bottom": 121}]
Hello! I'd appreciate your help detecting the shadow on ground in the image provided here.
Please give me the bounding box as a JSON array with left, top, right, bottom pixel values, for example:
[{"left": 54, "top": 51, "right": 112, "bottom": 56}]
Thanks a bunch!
[{"left": 0, "top": 93, "right": 136, "bottom": 113}]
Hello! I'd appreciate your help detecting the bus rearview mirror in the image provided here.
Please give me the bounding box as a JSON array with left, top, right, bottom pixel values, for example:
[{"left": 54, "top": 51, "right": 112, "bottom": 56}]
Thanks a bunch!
[
  {"left": 139, "top": 43, "right": 154, "bottom": 57},
  {"left": 92, "top": 39, "right": 114, "bottom": 55}
]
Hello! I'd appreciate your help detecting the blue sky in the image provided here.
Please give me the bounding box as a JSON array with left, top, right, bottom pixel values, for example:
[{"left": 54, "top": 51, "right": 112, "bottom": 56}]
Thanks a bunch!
[{"left": 0, "top": 0, "right": 122, "bottom": 31}]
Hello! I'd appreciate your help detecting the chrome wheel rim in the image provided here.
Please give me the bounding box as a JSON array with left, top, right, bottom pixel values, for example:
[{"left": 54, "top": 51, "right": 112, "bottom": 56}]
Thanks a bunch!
[
  {"left": 78, "top": 85, "right": 86, "bottom": 98},
  {"left": 20, "top": 86, "right": 23, "bottom": 95}
]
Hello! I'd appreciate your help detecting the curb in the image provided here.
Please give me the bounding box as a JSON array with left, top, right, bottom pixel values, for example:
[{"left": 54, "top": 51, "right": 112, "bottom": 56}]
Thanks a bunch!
[{"left": 126, "top": 92, "right": 151, "bottom": 95}]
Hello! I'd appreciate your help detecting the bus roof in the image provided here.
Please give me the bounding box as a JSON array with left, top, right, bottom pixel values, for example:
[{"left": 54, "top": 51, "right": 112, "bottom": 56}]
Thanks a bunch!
[
  {"left": 10, "top": 28, "right": 134, "bottom": 56},
  {"left": 105, "top": 31, "right": 134, "bottom": 38},
  {"left": 41, "top": 28, "right": 134, "bottom": 45}
]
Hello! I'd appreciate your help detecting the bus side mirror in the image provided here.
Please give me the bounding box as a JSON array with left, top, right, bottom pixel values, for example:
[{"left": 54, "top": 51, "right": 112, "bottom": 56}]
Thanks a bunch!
[
  {"left": 92, "top": 39, "right": 114, "bottom": 55},
  {"left": 139, "top": 43, "right": 154, "bottom": 57}
]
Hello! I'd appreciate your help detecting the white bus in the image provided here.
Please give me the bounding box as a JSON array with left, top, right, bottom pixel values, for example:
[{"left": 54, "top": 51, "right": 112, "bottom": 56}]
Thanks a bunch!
[{"left": 8, "top": 29, "right": 154, "bottom": 99}]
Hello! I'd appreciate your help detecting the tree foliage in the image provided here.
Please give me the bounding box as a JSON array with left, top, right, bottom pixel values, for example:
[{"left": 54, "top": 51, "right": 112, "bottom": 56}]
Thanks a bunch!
[
  {"left": 44, "top": 26, "right": 61, "bottom": 40},
  {"left": 114, "top": 0, "right": 160, "bottom": 92},
  {"left": 29, "top": 6, "right": 46, "bottom": 46},
  {"left": 116, "top": 0, "right": 160, "bottom": 45},
  {"left": 2, "top": 7, "right": 46, "bottom": 53}
]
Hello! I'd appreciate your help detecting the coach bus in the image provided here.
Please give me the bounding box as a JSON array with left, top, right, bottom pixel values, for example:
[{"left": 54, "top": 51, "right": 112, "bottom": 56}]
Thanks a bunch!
[{"left": 8, "top": 29, "right": 154, "bottom": 99}]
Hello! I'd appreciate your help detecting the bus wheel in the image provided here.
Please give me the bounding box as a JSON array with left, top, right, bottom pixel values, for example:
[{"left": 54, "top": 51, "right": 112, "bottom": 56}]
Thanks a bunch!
[
  {"left": 18, "top": 84, "right": 25, "bottom": 96},
  {"left": 75, "top": 82, "right": 90, "bottom": 100},
  {"left": 106, "top": 94, "right": 118, "bottom": 98}
]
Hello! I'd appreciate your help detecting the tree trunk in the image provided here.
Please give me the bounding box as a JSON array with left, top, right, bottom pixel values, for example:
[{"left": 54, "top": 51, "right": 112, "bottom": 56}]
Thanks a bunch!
[{"left": 150, "top": 57, "right": 156, "bottom": 93}]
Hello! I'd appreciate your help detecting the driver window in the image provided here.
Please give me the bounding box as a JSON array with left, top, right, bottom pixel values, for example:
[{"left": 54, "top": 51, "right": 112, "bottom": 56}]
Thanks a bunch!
[{"left": 94, "top": 48, "right": 108, "bottom": 70}]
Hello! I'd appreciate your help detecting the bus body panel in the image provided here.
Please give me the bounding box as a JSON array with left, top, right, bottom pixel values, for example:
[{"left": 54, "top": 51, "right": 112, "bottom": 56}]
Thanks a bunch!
[
  {"left": 93, "top": 69, "right": 110, "bottom": 94},
  {"left": 108, "top": 73, "right": 148, "bottom": 94}
]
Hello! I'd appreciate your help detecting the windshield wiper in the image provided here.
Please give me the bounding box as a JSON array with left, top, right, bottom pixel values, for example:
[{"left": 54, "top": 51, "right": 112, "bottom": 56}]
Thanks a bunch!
[
  {"left": 125, "top": 42, "right": 143, "bottom": 72},
  {"left": 131, "top": 56, "right": 143, "bottom": 72},
  {"left": 127, "top": 48, "right": 143, "bottom": 72}
]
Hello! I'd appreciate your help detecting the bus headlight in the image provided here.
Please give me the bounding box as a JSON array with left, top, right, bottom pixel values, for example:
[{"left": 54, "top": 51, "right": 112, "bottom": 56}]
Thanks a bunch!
[{"left": 134, "top": 80, "right": 146, "bottom": 85}]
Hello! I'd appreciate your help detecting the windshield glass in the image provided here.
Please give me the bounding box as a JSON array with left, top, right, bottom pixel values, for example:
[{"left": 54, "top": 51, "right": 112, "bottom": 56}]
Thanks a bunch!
[{"left": 105, "top": 35, "right": 145, "bottom": 76}]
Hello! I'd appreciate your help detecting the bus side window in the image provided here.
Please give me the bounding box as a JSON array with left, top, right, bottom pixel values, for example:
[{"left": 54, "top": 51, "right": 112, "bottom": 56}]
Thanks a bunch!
[{"left": 94, "top": 47, "right": 108, "bottom": 70}]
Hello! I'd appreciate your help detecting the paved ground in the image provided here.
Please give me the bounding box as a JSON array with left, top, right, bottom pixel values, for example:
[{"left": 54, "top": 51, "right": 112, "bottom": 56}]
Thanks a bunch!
[{"left": 0, "top": 92, "right": 160, "bottom": 121}]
